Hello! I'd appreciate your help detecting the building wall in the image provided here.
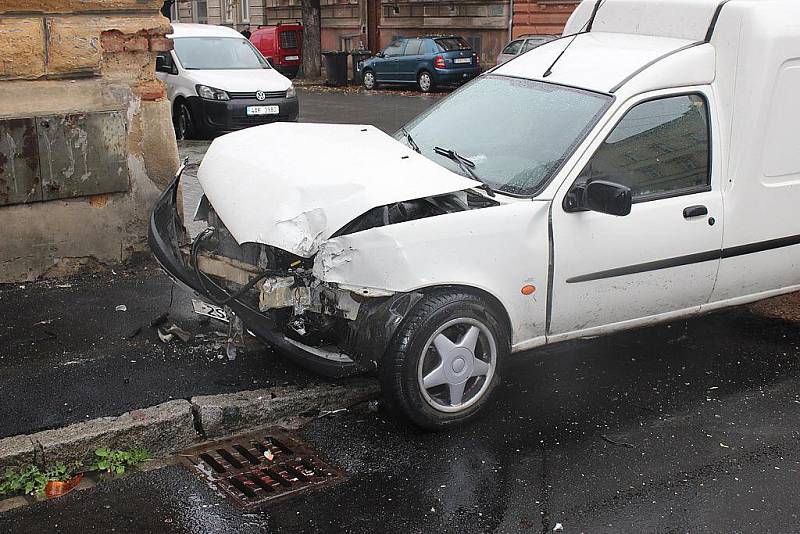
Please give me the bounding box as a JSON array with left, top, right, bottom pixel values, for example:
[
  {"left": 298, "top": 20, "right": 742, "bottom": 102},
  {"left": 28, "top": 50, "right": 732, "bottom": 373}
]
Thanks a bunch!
[
  {"left": 0, "top": 1, "right": 179, "bottom": 282},
  {"left": 511, "top": 0, "right": 579, "bottom": 37}
]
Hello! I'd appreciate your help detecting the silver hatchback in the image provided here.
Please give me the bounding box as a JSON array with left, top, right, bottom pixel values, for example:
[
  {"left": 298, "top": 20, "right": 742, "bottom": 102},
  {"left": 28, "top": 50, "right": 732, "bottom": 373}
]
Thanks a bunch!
[{"left": 496, "top": 34, "right": 557, "bottom": 65}]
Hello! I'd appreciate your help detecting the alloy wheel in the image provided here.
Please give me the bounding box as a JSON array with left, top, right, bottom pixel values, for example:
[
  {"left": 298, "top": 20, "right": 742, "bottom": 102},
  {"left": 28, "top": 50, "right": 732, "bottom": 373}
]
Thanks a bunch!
[{"left": 416, "top": 318, "right": 497, "bottom": 413}]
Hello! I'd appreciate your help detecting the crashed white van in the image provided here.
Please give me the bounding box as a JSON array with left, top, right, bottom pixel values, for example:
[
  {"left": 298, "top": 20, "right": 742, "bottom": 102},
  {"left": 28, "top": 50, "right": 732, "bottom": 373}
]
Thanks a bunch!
[{"left": 150, "top": 0, "right": 800, "bottom": 428}]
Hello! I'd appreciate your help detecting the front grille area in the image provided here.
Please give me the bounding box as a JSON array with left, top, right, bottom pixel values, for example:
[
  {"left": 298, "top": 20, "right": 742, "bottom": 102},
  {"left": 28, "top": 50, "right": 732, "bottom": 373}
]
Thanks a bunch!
[
  {"left": 179, "top": 429, "right": 345, "bottom": 509},
  {"left": 228, "top": 90, "right": 287, "bottom": 99}
]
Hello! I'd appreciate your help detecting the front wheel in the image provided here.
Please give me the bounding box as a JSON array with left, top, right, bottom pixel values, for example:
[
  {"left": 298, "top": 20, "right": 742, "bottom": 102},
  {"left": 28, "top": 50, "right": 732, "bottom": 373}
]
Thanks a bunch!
[
  {"left": 379, "top": 290, "right": 508, "bottom": 429},
  {"left": 363, "top": 70, "right": 376, "bottom": 90},
  {"left": 173, "top": 100, "right": 198, "bottom": 140}
]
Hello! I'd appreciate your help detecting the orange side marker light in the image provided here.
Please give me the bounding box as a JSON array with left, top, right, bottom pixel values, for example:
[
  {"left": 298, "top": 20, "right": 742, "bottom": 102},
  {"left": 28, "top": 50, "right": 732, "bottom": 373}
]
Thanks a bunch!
[{"left": 521, "top": 285, "right": 536, "bottom": 296}]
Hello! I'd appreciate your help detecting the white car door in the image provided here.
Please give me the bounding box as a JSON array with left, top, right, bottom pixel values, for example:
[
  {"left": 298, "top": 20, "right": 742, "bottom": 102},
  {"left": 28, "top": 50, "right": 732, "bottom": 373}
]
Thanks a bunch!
[{"left": 549, "top": 89, "right": 723, "bottom": 338}]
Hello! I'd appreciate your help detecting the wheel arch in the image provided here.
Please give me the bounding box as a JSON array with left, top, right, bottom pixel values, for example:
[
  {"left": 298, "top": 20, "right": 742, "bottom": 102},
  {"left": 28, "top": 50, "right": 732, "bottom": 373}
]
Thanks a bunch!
[{"left": 415, "top": 284, "right": 513, "bottom": 348}]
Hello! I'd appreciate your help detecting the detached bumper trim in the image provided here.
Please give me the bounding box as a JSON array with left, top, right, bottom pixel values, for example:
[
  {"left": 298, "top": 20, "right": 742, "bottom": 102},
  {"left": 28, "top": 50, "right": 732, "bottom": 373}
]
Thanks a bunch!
[{"left": 147, "top": 169, "right": 362, "bottom": 378}]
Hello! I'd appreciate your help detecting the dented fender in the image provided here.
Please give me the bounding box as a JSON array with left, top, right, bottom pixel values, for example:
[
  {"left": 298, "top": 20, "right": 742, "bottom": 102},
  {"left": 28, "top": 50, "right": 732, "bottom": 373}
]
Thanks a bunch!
[{"left": 312, "top": 201, "right": 553, "bottom": 348}]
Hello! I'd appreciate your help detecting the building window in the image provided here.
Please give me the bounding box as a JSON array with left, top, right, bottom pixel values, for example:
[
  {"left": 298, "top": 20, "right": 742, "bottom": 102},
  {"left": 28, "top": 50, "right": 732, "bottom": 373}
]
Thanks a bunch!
[
  {"left": 222, "top": 0, "right": 233, "bottom": 23},
  {"left": 170, "top": 0, "right": 179, "bottom": 21},
  {"left": 194, "top": 0, "right": 208, "bottom": 23},
  {"left": 240, "top": 0, "right": 251, "bottom": 22}
]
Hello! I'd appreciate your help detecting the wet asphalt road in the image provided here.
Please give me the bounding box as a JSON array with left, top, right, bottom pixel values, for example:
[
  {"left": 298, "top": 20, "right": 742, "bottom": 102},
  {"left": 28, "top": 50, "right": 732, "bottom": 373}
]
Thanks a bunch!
[
  {"left": 3, "top": 87, "right": 800, "bottom": 532},
  {"left": 3, "top": 307, "right": 799, "bottom": 532}
]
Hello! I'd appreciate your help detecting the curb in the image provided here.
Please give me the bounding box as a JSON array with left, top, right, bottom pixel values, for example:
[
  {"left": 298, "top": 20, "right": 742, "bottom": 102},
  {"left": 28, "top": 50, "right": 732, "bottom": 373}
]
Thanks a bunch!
[{"left": 0, "top": 379, "right": 379, "bottom": 472}]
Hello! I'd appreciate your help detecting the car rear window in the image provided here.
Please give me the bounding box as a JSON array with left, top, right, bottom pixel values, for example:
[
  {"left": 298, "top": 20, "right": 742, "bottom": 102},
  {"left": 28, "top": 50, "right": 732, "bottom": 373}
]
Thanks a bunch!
[
  {"left": 279, "top": 30, "right": 298, "bottom": 49},
  {"left": 435, "top": 37, "right": 471, "bottom": 51}
]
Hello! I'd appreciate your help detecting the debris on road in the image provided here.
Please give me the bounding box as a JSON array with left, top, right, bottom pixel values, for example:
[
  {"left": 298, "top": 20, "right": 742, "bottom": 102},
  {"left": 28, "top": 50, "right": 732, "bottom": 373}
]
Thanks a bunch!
[
  {"left": 553, "top": 523, "right": 564, "bottom": 532},
  {"left": 600, "top": 435, "right": 636, "bottom": 448},
  {"left": 115, "top": 305, "right": 127, "bottom": 312}
]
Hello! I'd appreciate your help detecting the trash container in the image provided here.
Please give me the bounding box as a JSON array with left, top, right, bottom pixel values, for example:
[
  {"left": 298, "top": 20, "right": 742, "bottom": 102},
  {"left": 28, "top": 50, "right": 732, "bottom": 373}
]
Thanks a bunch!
[
  {"left": 350, "top": 50, "right": 372, "bottom": 85},
  {"left": 322, "top": 51, "right": 348, "bottom": 86}
]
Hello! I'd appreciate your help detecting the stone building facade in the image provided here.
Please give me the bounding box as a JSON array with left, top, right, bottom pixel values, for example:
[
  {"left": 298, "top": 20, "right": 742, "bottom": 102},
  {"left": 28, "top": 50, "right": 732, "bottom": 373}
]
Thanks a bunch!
[
  {"left": 170, "top": 0, "right": 578, "bottom": 67},
  {"left": 0, "top": 1, "right": 179, "bottom": 282}
]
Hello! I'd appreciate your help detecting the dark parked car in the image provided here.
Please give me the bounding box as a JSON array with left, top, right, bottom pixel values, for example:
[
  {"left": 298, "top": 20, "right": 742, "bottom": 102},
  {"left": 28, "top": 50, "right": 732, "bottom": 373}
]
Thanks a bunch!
[{"left": 361, "top": 36, "right": 480, "bottom": 92}]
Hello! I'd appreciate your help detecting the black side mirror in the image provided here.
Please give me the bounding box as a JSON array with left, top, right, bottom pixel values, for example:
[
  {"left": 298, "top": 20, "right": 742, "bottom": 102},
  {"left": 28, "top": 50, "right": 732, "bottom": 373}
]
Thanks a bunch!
[
  {"left": 586, "top": 180, "right": 632, "bottom": 216},
  {"left": 156, "top": 55, "right": 176, "bottom": 75},
  {"left": 564, "top": 180, "right": 632, "bottom": 216}
]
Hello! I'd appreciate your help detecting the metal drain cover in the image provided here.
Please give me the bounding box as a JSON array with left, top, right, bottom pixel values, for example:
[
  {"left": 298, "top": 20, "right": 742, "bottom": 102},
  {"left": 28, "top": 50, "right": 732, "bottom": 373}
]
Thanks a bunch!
[{"left": 178, "top": 428, "right": 345, "bottom": 509}]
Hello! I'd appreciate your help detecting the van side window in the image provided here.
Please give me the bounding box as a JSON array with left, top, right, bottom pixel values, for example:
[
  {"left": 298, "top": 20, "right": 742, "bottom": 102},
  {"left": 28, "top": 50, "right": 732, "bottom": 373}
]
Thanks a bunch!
[{"left": 578, "top": 94, "right": 710, "bottom": 200}]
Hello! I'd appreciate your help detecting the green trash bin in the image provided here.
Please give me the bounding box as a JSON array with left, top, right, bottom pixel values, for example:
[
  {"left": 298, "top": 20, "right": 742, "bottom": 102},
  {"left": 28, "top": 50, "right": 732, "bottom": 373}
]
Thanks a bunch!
[
  {"left": 351, "top": 50, "right": 373, "bottom": 85},
  {"left": 322, "top": 51, "right": 348, "bottom": 86}
]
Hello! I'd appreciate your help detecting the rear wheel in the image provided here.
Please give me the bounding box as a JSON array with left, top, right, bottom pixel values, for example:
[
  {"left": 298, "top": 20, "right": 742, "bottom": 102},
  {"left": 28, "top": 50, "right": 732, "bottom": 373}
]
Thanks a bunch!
[
  {"left": 379, "top": 290, "right": 508, "bottom": 429},
  {"left": 363, "top": 69, "right": 376, "bottom": 90},
  {"left": 417, "top": 71, "right": 433, "bottom": 92}
]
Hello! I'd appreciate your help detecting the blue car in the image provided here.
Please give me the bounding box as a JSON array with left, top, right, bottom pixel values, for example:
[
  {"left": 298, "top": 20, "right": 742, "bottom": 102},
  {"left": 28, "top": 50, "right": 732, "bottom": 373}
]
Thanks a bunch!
[{"left": 361, "top": 36, "right": 481, "bottom": 92}]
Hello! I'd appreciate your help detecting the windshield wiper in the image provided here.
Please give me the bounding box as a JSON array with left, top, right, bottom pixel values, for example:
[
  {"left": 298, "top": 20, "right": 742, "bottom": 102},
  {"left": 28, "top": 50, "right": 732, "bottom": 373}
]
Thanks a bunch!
[
  {"left": 401, "top": 128, "right": 420, "bottom": 153},
  {"left": 433, "top": 146, "right": 495, "bottom": 197}
]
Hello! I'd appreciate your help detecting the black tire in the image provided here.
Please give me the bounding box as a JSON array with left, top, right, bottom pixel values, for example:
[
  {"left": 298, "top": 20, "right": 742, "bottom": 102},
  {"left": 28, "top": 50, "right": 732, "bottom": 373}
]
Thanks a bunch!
[
  {"left": 379, "top": 289, "right": 509, "bottom": 429},
  {"left": 417, "top": 70, "right": 434, "bottom": 92},
  {"left": 173, "top": 100, "right": 198, "bottom": 140},
  {"left": 362, "top": 69, "right": 377, "bottom": 90}
]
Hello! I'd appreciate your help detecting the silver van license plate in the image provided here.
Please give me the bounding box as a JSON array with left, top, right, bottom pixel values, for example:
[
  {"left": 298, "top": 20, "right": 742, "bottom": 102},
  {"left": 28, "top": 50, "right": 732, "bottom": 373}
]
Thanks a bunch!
[{"left": 247, "top": 105, "right": 279, "bottom": 115}]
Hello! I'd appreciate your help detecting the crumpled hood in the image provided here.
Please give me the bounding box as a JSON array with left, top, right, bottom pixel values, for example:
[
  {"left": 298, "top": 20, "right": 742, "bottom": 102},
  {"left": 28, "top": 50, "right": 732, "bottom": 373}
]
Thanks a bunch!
[{"left": 197, "top": 123, "right": 476, "bottom": 257}]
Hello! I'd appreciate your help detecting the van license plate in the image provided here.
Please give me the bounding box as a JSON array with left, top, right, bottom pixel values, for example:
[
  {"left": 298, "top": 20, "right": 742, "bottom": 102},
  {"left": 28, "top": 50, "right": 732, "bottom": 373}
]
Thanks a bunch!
[
  {"left": 454, "top": 58, "right": 471, "bottom": 64},
  {"left": 247, "top": 105, "right": 279, "bottom": 115},
  {"left": 285, "top": 55, "right": 299, "bottom": 61}
]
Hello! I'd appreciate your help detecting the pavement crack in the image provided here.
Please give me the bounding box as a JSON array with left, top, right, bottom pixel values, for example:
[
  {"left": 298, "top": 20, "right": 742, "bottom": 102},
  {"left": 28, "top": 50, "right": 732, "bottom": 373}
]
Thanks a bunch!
[{"left": 188, "top": 399, "right": 206, "bottom": 440}]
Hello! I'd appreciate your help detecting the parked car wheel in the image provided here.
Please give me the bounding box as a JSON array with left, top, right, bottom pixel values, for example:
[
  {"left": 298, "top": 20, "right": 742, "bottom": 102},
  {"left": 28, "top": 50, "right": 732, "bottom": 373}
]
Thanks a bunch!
[
  {"left": 417, "top": 71, "right": 434, "bottom": 92},
  {"left": 363, "top": 69, "right": 376, "bottom": 90},
  {"left": 379, "top": 290, "right": 507, "bottom": 429},
  {"left": 173, "top": 100, "right": 198, "bottom": 140}
]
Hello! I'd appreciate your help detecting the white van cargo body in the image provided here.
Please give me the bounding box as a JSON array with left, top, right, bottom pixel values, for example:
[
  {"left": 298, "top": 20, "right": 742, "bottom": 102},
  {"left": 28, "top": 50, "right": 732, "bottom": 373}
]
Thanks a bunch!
[{"left": 150, "top": 0, "right": 800, "bottom": 428}]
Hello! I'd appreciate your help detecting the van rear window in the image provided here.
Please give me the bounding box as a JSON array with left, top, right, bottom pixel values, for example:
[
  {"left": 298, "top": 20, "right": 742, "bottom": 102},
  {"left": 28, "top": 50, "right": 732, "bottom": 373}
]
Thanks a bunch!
[
  {"left": 279, "top": 31, "right": 298, "bottom": 49},
  {"left": 435, "top": 37, "right": 471, "bottom": 51}
]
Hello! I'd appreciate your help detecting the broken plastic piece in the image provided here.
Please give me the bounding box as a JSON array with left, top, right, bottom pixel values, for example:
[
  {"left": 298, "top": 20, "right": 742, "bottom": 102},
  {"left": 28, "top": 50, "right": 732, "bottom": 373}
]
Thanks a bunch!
[
  {"left": 115, "top": 304, "right": 127, "bottom": 312},
  {"left": 553, "top": 523, "right": 564, "bottom": 532},
  {"left": 158, "top": 329, "right": 175, "bottom": 343},
  {"left": 263, "top": 450, "right": 274, "bottom": 461},
  {"left": 164, "top": 324, "right": 192, "bottom": 342}
]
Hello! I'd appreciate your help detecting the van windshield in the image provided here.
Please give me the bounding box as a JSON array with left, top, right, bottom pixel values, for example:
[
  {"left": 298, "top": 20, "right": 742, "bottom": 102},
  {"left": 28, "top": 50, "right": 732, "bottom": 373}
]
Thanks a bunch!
[
  {"left": 172, "top": 37, "right": 271, "bottom": 70},
  {"left": 399, "top": 75, "right": 612, "bottom": 196}
]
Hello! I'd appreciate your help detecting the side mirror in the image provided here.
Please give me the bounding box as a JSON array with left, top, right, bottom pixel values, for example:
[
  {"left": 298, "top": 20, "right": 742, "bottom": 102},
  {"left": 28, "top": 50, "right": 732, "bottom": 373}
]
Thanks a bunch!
[
  {"left": 586, "top": 180, "right": 632, "bottom": 216},
  {"left": 564, "top": 180, "right": 632, "bottom": 216},
  {"left": 156, "top": 56, "right": 176, "bottom": 75}
]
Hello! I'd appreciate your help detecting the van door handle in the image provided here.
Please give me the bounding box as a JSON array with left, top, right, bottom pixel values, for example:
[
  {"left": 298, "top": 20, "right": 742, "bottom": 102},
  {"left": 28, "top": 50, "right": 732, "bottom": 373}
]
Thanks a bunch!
[{"left": 683, "top": 205, "right": 708, "bottom": 218}]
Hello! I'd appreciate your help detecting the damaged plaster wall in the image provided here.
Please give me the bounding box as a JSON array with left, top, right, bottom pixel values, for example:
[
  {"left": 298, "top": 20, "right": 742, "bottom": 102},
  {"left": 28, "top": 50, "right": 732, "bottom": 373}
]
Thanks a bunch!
[{"left": 0, "top": 1, "right": 179, "bottom": 282}]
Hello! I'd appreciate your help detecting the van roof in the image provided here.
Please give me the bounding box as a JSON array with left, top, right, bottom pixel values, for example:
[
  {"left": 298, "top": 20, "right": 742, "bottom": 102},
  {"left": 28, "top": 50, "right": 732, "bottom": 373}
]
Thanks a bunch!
[
  {"left": 495, "top": 0, "right": 800, "bottom": 94},
  {"left": 168, "top": 23, "right": 244, "bottom": 39}
]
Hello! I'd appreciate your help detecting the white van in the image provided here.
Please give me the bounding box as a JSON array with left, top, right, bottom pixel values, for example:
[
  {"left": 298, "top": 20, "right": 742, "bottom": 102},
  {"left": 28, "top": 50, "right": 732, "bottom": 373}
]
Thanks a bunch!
[
  {"left": 155, "top": 23, "right": 298, "bottom": 139},
  {"left": 150, "top": 0, "right": 800, "bottom": 428}
]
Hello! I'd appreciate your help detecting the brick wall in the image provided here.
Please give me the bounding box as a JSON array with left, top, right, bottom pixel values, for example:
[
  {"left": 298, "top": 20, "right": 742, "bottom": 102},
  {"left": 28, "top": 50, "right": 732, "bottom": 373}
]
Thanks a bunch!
[
  {"left": 0, "top": 1, "right": 180, "bottom": 282},
  {"left": 511, "top": 0, "right": 579, "bottom": 37}
]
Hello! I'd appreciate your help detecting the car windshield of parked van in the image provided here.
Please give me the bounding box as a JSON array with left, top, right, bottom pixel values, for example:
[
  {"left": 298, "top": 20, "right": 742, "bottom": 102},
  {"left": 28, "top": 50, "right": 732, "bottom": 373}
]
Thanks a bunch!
[
  {"left": 172, "top": 37, "right": 271, "bottom": 70},
  {"left": 400, "top": 75, "right": 612, "bottom": 196},
  {"left": 435, "top": 37, "right": 472, "bottom": 51}
]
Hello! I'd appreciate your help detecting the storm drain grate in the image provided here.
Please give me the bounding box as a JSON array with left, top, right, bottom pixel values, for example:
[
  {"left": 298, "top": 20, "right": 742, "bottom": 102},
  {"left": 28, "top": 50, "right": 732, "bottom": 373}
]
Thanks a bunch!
[{"left": 178, "top": 429, "right": 345, "bottom": 509}]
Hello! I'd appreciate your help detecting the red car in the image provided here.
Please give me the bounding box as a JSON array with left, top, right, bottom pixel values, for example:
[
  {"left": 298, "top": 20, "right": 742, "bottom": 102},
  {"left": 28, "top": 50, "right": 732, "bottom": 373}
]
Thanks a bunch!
[{"left": 250, "top": 24, "right": 302, "bottom": 79}]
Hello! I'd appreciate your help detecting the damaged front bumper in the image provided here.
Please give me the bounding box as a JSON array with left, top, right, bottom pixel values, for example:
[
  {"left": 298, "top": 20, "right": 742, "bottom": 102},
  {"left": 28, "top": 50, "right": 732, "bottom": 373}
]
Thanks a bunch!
[{"left": 148, "top": 165, "right": 417, "bottom": 378}]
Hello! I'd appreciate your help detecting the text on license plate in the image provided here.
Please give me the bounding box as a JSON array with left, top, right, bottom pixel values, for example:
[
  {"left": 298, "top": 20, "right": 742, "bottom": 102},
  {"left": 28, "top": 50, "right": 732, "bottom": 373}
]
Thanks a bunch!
[
  {"left": 247, "top": 105, "right": 279, "bottom": 116},
  {"left": 285, "top": 55, "right": 300, "bottom": 61},
  {"left": 454, "top": 58, "right": 471, "bottom": 64}
]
